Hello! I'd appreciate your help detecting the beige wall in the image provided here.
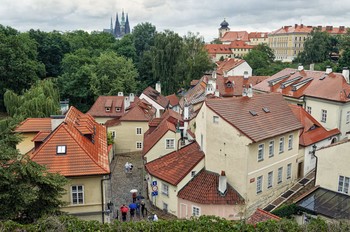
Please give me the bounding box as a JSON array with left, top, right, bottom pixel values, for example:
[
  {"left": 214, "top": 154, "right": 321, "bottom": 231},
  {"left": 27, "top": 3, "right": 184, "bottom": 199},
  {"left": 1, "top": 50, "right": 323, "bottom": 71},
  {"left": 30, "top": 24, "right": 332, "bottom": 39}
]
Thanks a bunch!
[
  {"left": 144, "top": 130, "right": 181, "bottom": 163},
  {"left": 248, "top": 37, "right": 268, "bottom": 46},
  {"left": 316, "top": 140, "right": 350, "bottom": 194},
  {"left": 231, "top": 48, "right": 251, "bottom": 58},
  {"left": 16, "top": 132, "right": 37, "bottom": 154},
  {"left": 109, "top": 121, "right": 149, "bottom": 154}
]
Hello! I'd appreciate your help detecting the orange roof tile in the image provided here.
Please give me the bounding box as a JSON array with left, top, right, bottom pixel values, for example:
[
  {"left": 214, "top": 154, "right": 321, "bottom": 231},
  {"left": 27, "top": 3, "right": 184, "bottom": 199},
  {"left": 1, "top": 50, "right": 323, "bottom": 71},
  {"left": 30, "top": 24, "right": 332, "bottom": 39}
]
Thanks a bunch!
[
  {"left": 205, "top": 44, "right": 232, "bottom": 55},
  {"left": 145, "top": 142, "right": 204, "bottom": 185},
  {"left": 289, "top": 105, "right": 340, "bottom": 146},
  {"left": 15, "top": 118, "right": 51, "bottom": 132},
  {"left": 229, "top": 40, "right": 254, "bottom": 49},
  {"left": 142, "top": 86, "right": 169, "bottom": 108},
  {"left": 179, "top": 75, "right": 207, "bottom": 108},
  {"left": 120, "top": 99, "right": 155, "bottom": 122},
  {"left": 248, "top": 32, "right": 268, "bottom": 39},
  {"left": 216, "top": 58, "right": 246, "bottom": 74},
  {"left": 30, "top": 107, "right": 110, "bottom": 177},
  {"left": 205, "top": 93, "right": 303, "bottom": 142},
  {"left": 32, "top": 131, "right": 50, "bottom": 142},
  {"left": 253, "top": 68, "right": 350, "bottom": 102},
  {"left": 177, "top": 169, "right": 244, "bottom": 205},
  {"left": 271, "top": 24, "right": 347, "bottom": 35},
  {"left": 220, "top": 31, "right": 249, "bottom": 42},
  {"left": 166, "top": 94, "right": 179, "bottom": 107},
  {"left": 247, "top": 208, "right": 281, "bottom": 225},
  {"left": 87, "top": 96, "right": 126, "bottom": 117}
]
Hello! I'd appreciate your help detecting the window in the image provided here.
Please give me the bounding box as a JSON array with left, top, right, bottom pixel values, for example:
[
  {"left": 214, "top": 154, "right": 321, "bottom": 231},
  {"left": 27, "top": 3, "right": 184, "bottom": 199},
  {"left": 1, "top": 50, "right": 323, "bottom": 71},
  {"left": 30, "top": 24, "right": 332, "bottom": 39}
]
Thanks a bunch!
[
  {"left": 192, "top": 206, "right": 200, "bottom": 217},
  {"left": 105, "top": 107, "right": 110, "bottom": 112},
  {"left": 57, "top": 145, "right": 66, "bottom": 154},
  {"left": 269, "top": 141, "right": 274, "bottom": 157},
  {"left": 258, "top": 144, "right": 264, "bottom": 161},
  {"left": 268, "top": 171, "right": 273, "bottom": 188},
  {"left": 288, "top": 135, "right": 293, "bottom": 150},
  {"left": 71, "top": 185, "right": 84, "bottom": 205},
  {"left": 307, "top": 106, "right": 312, "bottom": 114},
  {"left": 347, "top": 111, "right": 350, "bottom": 124},
  {"left": 191, "top": 171, "right": 196, "bottom": 177},
  {"left": 279, "top": 137, "right": 284, "bottom": 153},
  {"left": 110, "top": 130, "right": 116, "bottom": 139},
  {"left": 165, "top": 139, "right": 175, "bottom": 149},
  {"left": 136, "top": 127, "right": 142, "bottom": 135},
  {"left": 115, "top": 107, "right": 121, "bottom": 112},
  {"left": 278, "top": 167, "right": 283, "bottom": 184},
  {"left": 321, "top": 109, "right": 327, "bottom": 122},
  {"left": 162, "top": 183, "right": 169, "bottom": 196},
  {"left": 338, "top": 175, "right": 350, "bottom": 194},
  {"left": 213, "top": 116, "right": 219, "bottom": 124},
  {"left": 287, "top": 163, "right": 292, "bottom": 179},
  {"left": 136, "top": 142, "right": 143, "bottom": 149},
  {"left": 257, "top": 176, "right": 263, "bottom": 193},
  {"left": 163, "top": 202, "right": 168, "bottom": 212}
]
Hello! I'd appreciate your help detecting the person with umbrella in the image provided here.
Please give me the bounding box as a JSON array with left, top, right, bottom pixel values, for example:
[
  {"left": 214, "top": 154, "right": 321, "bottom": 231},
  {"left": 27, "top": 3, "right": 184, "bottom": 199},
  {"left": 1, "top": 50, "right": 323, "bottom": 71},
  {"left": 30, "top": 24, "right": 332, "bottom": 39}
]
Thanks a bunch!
[
  {"left": 130, "top": 189, "right": 138, "bottom": 203},
  {"left": 120, "top": 204, "right": 128, "bottom": 222},
  {"left": 129, "top": 202, "right": 137, "bottom": 219}
]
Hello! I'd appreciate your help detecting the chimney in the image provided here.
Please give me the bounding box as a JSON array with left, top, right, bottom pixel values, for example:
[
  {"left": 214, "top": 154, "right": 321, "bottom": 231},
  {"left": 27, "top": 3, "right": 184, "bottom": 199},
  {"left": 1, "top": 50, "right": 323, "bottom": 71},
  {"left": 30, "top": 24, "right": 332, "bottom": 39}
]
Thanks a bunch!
[
  {"left": 214, "top": 89, "right": 220, "bottom": 97},
  {"left": 218, "top": 171, "right": 227, "bottom": 195},
  {"left": 343, "top": 67, "right": 350, "bottom": 84},
  {"left": 223, "top": 71, "right": 228, "bottom": 78},
  {"left": 129, "top": 93, "right": 135, "bottom": 102},
  {"left": 124, "top": 96, "right": 130, "bottom": 110},
  {"left": 298, "top": 64, "right": 304, "bottom": 71},
  {"left": 309, "top": 63, "right": 315, "bottom": 71},
  {"left": 50, "top": 115, "right": 65, "bottom": 131},
  {"left": 295, "top": 24, "right": 298, "bottom": 28},
  {"left": 212, "top": 70, "right": 217, "bottom": 79},
  {"left": 183, "top": 102, "right": 190, "bottom": 120},
  {"left": 155, "top": 82, "right": 161, "bottom": 94},
  {"left": 242, "top": 85, "right": 248, "bottom": 96},
  {"left": 326, "top": 66, "right": 332, "bottom": 74},
  {"left": 340, "top": 26, "right": 345, "bottom": 31},
  {"left": 247, "top": 84, "right": 253, "bottom": 98},
  {"left": 243, "top": 71, "right": 249, "bottom": 79},
  {"left": 118, "top": 92, "right": 124, "bottom": 96}
]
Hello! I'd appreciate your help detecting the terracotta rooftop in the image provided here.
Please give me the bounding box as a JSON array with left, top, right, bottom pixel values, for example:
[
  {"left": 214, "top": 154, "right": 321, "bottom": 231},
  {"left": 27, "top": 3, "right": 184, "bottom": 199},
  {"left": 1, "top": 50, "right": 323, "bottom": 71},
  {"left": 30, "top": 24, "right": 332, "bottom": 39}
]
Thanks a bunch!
[
  {"left": 289, "top": 105, "right": 340, "bottom": 146},
  {"left": 30, "top": 106, "right": 110, "bottom": 177},
  {"left": 271, "top": 24, "right": 347, "bottom": 35},
  {"left": 120, "top": 99, "right": 155, "bottom": 122},
  {"left": 142, "top": 86, "right": 169, "bottom": 108},
  {"left": 15, "top": 118, "right": 51, "bottom": 132},
  {"left": 248, "top": 32, "right": 268, "bottom": 39},
  {"left": 216, "top": 58, "right": 246, "bottom": 74},
  {"left": 177, "top": 169, "right": 244, "bottom": 205},
  {"left": 229, "top": 40, "right": 254, "bottom": 49},
  {"left": 179, "top": 75, "right": 207, "bottom": 108},
  {"left": 87, "top": 96, "right": 127, "bottom": 117},
  {"left": 166, "top": 94, "right": 179, "bottom": 107},
  {"left": 205, "top": 93, "right": 303, "bottom": 142},
  {"left": 220, "top": 31, "right": 249, "bottom": 42},
  {"left": 205, "top": 44, "right": 232, "bottom": 55},
  {"left": 247, "top": 208, "right": 281, "bottom": 225},
  {"left": 145, "top": 142, "right": 204, "bottom": 186}
]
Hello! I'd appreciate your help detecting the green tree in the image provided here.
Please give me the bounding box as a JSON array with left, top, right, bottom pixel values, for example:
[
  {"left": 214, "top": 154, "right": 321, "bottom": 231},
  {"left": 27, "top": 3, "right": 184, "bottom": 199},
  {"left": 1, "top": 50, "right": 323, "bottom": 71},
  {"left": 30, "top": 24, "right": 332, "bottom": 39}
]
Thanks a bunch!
[
  {"left": 210, "top": 38, "right": 222, "bottom": 44},
  {"left": 114, "top": 34, "right": 137, "bottom": 61},
  {"left": 244, "top": 43, "right": 278, "bottom": 75}
]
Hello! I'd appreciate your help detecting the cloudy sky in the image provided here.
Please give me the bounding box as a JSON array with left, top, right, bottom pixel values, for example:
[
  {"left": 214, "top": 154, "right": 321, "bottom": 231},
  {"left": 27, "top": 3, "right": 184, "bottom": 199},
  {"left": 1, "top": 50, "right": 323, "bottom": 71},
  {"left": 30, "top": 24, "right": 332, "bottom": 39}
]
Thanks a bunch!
[{"left": 1, "top": 0, "right": 349, "bottom": 42}]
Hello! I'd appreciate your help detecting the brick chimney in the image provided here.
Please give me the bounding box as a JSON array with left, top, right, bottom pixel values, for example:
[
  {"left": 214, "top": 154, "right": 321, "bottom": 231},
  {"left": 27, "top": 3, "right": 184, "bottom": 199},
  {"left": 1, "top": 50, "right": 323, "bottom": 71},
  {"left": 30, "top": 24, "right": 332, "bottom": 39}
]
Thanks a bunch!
[
  {"left": 218, "top": 171, "right": 227, "bottom": 195},
  {"left": 243, "top": 71, "right": 249, "bottom": 79}
]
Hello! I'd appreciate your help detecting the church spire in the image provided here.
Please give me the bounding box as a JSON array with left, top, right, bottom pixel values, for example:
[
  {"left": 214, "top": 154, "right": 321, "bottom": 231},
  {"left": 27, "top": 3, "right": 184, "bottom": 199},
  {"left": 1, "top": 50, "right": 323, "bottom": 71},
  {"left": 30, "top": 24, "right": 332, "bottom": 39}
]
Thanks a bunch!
[
  {"left": 114, "top": 13, "right": 121, "bottom": 38},
  {"left": 110, "top": 17, "right": 113, "bottom": 33},
  {"left": 125, "top": 13, "right": 130, "bottom": 34}
]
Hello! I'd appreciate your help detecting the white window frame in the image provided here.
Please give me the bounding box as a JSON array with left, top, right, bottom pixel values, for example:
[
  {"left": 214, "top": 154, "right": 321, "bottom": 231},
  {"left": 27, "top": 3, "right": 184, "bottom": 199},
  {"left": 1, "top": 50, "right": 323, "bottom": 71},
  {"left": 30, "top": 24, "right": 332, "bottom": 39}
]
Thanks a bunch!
[
  {"left": 347, "top": 111, "right": 350, "bottom": 124},
  {"left": 258, "top": 144, "right": 264, "bottom": 161},
  {"left": 279, "top": 137, "right": 284, "bottom": 153},
  {"left": 57, "top": 145, "right": 66, "bottom": 154},
  {"left": 321, "top": 109, "right": 327, "bottom": 122},
  {"left": 288, "top": 135, "right": 293, "bottom": 150},
  {"left": 307, "top": 106, "right": 312, "bottom": 114},
  {"left": 163, "top": 202, "right": 168, "bottom": 212},
  {"left": 278, "top": 167, "right": 283, "bottom": 184},
  {"left": 268, "top": 171, "right": 273, "bottom": 189},
  {"left": 269, "top": 140, "right": 274, "bottom": 157},
  {"left": 257, "top": 175, "right": 263, "bottom": 193},
  {"left": 110, "top": 130, "right": 116, "bottom": 139},
  {"left": 136, "top": 141, "right": 143, "bottom": 149},
  {"left": 71, "top": 185, "right": 84, "bottom": 205},
  {"left": 165, "top": 139, "right": 175, "bottom": 149},
  {"left": 105, "top": 107, "right": 110, "bottom": 112},
  {"left": 338, "top": 175, "right": 350, "bottom": 194},
  {"left": 192, "top": 205, "right": 201, "bottom": 217},
  {"left": 287, "top": 163, "right": 292, "bottom": 179},
  {"left": 115, "top": 107, "right": 121, "bottom": 112},
  {"left": 191, "top": 171, "right": 196, "bottom": 177},
  {"left": 162, "top": 183, "right": 169, "bottom": 196},
  {"left": 136, "top": 127, "right": 142, "bottom": 135},
  {"left": 213, "top": 116, "right": 219, "bottom": 124}
]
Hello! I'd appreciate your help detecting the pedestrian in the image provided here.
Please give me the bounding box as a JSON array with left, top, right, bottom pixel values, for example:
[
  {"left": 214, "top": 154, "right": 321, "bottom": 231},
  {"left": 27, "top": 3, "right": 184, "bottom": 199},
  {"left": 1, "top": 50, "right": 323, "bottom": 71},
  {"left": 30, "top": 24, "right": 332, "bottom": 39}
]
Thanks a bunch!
[
  {"left": 153, "top": 214, "right": 158, "bottom": 221},
  {"left": 140, "top": 200, "right": 146, "bottom": 218},
  {"left": 137, "top": 192, "right": 143, "bottom": 201},
  {"left": 136, "top": 201, "right": 140, "bottom": 217},
  {"left": 125, "top": 162, "right": 129, "bottom": 173},
  {"left": 129, "top": 202, "right": 137, "bottom": 219},
  {"left": 132, "top": 192, "right": 137, "bottom": 203},
  {"left": 120, "top": 204, "right": 128, "bottom": 222}
]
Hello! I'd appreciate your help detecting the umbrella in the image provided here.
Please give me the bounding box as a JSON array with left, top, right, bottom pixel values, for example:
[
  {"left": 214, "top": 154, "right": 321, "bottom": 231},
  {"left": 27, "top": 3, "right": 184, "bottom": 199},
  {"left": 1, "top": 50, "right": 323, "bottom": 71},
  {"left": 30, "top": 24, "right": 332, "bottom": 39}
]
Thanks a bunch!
[
  {"left": 130, "top": 189, "right": 138, "bottom": 193},
  {"left": 129, "top": 203, "right": 137, "bottom": 209}
]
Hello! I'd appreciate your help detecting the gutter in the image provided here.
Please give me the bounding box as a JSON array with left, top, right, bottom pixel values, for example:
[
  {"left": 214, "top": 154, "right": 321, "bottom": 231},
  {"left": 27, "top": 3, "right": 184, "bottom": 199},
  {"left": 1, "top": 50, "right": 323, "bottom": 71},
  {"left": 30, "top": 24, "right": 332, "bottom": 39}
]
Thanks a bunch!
[{"left": 101, "top": 174, "right": 111, "bottom": 223}]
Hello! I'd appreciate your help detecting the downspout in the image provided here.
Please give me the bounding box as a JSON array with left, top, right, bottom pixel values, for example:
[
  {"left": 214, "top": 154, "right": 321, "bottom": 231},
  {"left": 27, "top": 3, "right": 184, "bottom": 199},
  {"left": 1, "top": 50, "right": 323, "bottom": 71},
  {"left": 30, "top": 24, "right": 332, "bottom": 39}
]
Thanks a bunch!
[{"left": 101, "top": 174, "right": 111, "bottom": 223}]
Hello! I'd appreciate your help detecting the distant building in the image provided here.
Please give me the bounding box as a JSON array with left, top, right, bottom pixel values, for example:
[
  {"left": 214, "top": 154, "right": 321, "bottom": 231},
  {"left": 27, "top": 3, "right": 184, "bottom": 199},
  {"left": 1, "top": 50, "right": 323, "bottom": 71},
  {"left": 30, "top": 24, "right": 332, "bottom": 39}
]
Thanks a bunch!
[{"left": 104, "top": 10, "right": 130, "bottom": 38}]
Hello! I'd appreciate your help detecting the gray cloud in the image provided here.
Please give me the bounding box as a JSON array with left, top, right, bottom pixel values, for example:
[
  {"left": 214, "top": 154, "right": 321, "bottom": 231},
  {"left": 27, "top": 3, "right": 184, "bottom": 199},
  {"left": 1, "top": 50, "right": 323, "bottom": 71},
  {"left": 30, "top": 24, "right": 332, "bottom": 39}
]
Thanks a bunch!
[{"left": 0, "top": 0, "right": 349, "bottom": 42}]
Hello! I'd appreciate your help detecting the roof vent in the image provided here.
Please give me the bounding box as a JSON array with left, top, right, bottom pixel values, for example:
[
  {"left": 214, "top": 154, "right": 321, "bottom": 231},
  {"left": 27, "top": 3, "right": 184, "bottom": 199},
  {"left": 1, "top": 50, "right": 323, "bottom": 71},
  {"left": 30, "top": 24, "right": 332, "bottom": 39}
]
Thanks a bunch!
[
  {"left": 280, "top": 76, "right": 303, "bottom": 89},
  {"left": 268, "top": 75, "right": 290, "bottom": 86},
  {"left": 325, "top": 66, "right": 332, "bottom": 74},
  {"left": 291, "top": 78, "right": 313, "bottom": 91},
  {"left": 262, "top": 107, "right": 270, "bottom": 113},
  {"left": 319, "top": 75, "right": 327, "bottom": 80},
  {"left": 249, "top": 110, "right": 258, "bottom": 116}
]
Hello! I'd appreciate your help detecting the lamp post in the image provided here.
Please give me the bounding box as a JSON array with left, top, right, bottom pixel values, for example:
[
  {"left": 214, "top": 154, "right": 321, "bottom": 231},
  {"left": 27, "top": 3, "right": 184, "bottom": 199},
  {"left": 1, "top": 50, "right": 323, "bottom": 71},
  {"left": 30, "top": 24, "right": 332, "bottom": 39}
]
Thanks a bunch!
[{"left": 311, "top": 144, "right": 318, "bottom": 184}]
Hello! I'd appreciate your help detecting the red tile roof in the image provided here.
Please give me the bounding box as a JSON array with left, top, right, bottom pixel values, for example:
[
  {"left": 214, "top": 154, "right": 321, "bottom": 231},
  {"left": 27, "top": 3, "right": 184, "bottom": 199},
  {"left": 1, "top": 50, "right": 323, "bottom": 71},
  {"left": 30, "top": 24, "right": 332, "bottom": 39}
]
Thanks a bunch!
[
  {"left": 87, "top": 96, "right": 126, "bottom": 117},
  {"left": 205, "top": 44, "right": 232, "bottom": 55},
  {"left": 142, "top": 86, "right": 169, "bottom": 108},
  {"left": 271, "top": 24, "right": 347, "bottom": 35},
  {"left": 177, "top": 169, "right": 244, "bottom": 205},
  {"left": 120, "top": 99, "right": 155, "bottom": 122},
  {"left": 220, "top": 31, "right": 249, "bottom": 42},
  {"left": 32, "top": 131, "right": 50, "bottom": 142},
  {"left": 205, "top": 93, "right": 303, "bottom": 142},
  {"left": 253, "top": 68, "right": 350, "bottom": 102},
  {"left": 248, "top": 32, "right": 268, "bottom": 39},
  {"left": 30, "top": 106, "right": 110, "bottom": 177},
  {"left": 105, "top": 118, "right": 121, "bottom": 127},
  {"left": 166, "top": 94, "right": 179, "bottom": 107},
  {"left": 229, "top": 40, "right": 254, "bottom": 49},
  {"left": 247, "top": 208, "right": 281, "bottom": 225},
  {"left": 145, "top": 142, "right": 204, "bottom": 185},
  {"left": 15, "top": 118, "right": 51, "bottom": 132},
  {"left": 289, "top": 105, "right": 340, "bottom": 146},
  {"left": 216, "top": 58, "right": 246, "bottom": 74},
  {"left": 179, "top": 75, "right": 207, "bottom": 108}
]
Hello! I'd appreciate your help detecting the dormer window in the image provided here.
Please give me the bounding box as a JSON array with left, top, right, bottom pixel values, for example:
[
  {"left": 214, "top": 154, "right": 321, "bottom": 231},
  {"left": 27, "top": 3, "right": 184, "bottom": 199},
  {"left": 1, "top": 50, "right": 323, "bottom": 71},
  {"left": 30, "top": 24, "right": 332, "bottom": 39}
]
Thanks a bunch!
[
  {"left": 115, "top": 107, "right": 121, "bottom": 112},
  {"left": 57, "top": 145, "right": 66, "bottom": 154},
  {"left": 226, "top": 82, "right": 232, "bottom": 88},
  {"left": 105, "top": 107, "right": 110, "bottom": 112}
]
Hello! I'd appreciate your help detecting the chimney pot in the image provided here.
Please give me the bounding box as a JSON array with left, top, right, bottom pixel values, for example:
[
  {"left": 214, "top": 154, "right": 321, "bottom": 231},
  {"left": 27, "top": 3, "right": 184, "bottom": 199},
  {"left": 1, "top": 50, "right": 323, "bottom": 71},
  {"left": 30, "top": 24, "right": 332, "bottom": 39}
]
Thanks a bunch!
[
  {"left": 118, "top": 92, "right": 124, "bottom": 96},
  {"left": 218, "top": 170, "right": 227, "bottom": 195},
  {"left": 155, "top": 82, "right": 161, "bottom": 94},
  {"left": 326, "top": 66, "right": 332, "bottom": 74},
  {"left": 342, "top": 67, "right": 350, "bottom": 84},
  {"left": 298, "top": 64, "right": 304, "bottom": 71}
]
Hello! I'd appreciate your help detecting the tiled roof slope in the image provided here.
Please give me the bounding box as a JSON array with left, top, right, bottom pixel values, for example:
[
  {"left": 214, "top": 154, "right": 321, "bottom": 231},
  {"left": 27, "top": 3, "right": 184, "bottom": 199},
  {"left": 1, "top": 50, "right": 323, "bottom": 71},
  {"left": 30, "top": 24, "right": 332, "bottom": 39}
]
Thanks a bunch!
[
  {"left": 247, "top": 208, "right": 281, "bottom": 225},
  {"left": 177, "top": 169, "right": 245, "bottom": 205},
  {"left": 120, "top": 99, "right": 155, "bottom": 122},
  {"left": 15, "top": 118, "right": 51, "bottom": 132},
  {"left": 253, "top": 68, "right": 350, "bottom": 102},
  {"left": 248, "top": 32, "right": 268, "bottom": 39},
  {"left": 179, "top": 75, "right": 207, "bottom": 108},
  {"left": 143, "top": 109, "right": 183, "bottom": 156},
  {"left": 142, "top": 86, "right": 169, "bottom": 108},
  {"left": 216, "top": 58, "right": 245, "bottom": 74},
  {"left": 289, "top": 105, "right": 340, "bottom": 146},
  {"left": 229, "top": 40, "right": 254, "bottom": 49},
  {"left": 205, "top": 93, "right": 303, "bottom": 142},
  {"left": 87, "top": 96, "right": 125, "bottom": 117},
  {"left": 271, "top": 24, "right": 347, "bottom": 35},
  {"left": 205, "top": 44, "right": 232, "bottom": 54},
  {"left": 220, "top": 31, "right": 249, "bottom": 42},
  {"left": 166, "top": 94, "right": 179, "bottom": 107},
  {"left": 145, "top": 142, "right": 204, "bottom": 186},
  {"left": 30, "top": 106, "right": 110, "bottom": 177}
]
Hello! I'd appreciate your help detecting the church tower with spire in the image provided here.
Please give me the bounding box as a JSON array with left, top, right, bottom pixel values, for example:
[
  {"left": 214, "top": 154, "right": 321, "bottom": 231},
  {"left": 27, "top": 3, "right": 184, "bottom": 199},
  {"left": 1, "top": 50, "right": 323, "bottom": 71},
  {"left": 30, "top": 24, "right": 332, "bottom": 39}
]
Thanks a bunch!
[
  {"left": 125, "top": 13, "right": 130, "bottom": 35},
  {"left": 105, "top": 10, "right": 131, "bottom": 39}
]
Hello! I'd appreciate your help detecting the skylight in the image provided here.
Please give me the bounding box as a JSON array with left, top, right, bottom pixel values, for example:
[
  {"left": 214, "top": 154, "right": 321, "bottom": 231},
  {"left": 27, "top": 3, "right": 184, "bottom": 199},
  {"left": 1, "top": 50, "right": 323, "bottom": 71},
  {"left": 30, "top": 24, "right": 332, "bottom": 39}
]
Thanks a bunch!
[
  {"left": 262, "top": 107, "right": 270, "bottom": 113},
  {"left": 249, "top": 110, "right": 258, "bottom": 116}
]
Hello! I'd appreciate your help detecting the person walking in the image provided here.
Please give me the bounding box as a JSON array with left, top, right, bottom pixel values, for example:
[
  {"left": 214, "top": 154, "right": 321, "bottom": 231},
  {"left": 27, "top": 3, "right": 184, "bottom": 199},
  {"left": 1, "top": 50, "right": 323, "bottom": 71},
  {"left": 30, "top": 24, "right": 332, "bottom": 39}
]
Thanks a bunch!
[
  {"left": 140, "top": 200, "right": 146, "bottom": 218},
  {"left": 132, "top": 192, "right": 137, "bottom": 203},
  {"left": 120, "top": 204, "right": 128, "bottom": 222}
]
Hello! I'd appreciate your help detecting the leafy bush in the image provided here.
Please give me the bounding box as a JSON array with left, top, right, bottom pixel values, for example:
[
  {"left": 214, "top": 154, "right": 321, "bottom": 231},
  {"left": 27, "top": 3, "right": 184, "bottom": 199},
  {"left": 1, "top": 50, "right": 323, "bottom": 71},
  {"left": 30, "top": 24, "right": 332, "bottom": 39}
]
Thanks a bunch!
[{"left": 272, "top": 204, "right": 298, "bottom": 218}]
